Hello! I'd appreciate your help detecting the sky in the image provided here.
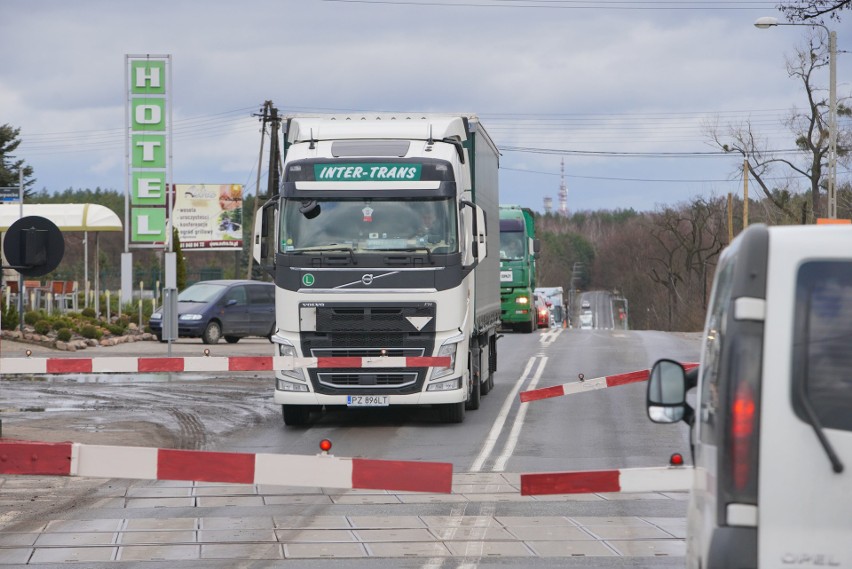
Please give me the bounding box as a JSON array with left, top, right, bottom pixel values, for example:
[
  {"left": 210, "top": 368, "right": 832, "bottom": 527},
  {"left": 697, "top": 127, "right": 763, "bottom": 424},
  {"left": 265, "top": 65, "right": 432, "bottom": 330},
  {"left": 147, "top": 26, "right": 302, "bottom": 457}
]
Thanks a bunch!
[{"left": 1, "top": 0, "right": 850, "bottom": 215}]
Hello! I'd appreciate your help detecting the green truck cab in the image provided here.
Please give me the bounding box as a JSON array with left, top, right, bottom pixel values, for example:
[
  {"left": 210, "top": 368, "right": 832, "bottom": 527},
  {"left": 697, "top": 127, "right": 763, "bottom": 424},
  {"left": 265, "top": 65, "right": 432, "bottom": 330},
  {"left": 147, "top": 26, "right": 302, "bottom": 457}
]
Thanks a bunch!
[{"left": 499, "top": 205, "right": 540, "bottom": 333}]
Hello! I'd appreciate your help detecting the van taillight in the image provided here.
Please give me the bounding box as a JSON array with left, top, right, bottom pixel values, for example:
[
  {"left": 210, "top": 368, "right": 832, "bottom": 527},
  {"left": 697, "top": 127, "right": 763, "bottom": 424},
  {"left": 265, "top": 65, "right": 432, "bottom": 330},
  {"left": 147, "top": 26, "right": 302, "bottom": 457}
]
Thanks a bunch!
[{"left": 731, "top": 381, "right": 756, "bottom": 490}]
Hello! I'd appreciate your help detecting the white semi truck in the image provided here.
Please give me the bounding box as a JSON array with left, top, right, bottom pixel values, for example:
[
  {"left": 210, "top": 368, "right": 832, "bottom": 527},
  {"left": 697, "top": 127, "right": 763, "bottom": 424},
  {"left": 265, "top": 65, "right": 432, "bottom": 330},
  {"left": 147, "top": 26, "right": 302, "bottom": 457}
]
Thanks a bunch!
[{"left": 253, "top": 114, "right": 501, "bottom": 425}]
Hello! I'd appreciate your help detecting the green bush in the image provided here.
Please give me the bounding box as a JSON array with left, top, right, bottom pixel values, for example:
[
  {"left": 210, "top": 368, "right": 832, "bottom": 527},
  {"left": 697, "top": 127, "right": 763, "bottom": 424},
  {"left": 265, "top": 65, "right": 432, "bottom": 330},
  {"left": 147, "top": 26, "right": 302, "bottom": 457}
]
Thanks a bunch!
[
  {"left": 1, "top": 303, "right": 19, "bottom": 330},
  {"left": 24, "top": 310, "right": 42, "bottom": 325},
  {"left": 52, "top": 318, "right": 74, "bottom": 331},
  {"left": 34, "top": 320, "right": 51, "bottom": 335},
  {"left": 106, "top": 324, "right": 125, "bottom": 336},
  {"left": 80, "top": 325, "right": 103, "bottom": 340},
  {"left": 81, "top": 307, "right": 96, "bottom": 318},
  {"left": 56, "top": 328, "right": 73, "bottom": 342}
]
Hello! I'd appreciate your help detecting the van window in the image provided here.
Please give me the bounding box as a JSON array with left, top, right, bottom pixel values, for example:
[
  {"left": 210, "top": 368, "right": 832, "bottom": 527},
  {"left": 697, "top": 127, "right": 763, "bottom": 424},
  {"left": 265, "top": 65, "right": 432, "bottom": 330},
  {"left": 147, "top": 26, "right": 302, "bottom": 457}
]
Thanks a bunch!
[
  {"left": 249, "top": 284, "right": 274, "bottom": 305},
  {"left": 793, "top": 261, "right": 852, "bottom": 432},
  {"left": 223, "top": 285, "right": 247, "bottom": 306},
  {"left": 698, "top": 257, "right": 736, "bottom": 443}
]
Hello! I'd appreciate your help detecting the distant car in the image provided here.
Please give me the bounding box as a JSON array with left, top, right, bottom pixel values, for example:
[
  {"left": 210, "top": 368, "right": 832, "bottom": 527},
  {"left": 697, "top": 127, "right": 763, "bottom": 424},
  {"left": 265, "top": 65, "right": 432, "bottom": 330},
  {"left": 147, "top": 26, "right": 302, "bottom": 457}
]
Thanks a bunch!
[
  {"left": 148, "top": 279, "right": 276, "bottom": 344},
  {"left": 535, "top": 294, "right": 550, "bottom": 328},
  {"left": 581, "top": 299, "right": 591, "bottom": 309},
  {"left": 579, "top": 312, "right": 593, "bottom": 330}
]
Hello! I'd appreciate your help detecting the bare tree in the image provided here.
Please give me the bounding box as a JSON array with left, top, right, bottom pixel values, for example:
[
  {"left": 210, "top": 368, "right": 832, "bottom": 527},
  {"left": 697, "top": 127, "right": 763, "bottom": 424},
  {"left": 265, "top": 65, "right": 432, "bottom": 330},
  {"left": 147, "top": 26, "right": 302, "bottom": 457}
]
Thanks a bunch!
[
  {"left": 779, "top": 0, "right": 850, "bottom": 22},
  {"left": 644, "top": 198, "right": 727, "bottom": 330},
  {"left": 707, "top": 29, "right": 850, "bottom": 223}
]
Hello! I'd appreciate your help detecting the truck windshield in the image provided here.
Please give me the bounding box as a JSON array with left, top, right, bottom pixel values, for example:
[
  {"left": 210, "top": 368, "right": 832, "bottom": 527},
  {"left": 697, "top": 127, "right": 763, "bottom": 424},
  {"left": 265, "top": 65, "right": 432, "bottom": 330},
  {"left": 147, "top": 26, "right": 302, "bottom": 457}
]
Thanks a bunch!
[
  {"left": 280, "top": 198, "right": 457, "bottom": 254},
  {"left": 500, "top": 231, "right": 525, "bottom": 260}
]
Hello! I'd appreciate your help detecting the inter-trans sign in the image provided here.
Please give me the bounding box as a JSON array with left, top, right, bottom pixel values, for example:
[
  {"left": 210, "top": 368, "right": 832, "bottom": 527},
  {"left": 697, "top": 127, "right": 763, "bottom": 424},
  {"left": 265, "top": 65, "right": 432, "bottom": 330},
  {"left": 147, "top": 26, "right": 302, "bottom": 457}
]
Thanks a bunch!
[
  {"left": 315, "top": 164, "right": 422, "bottom": 181},
  {"left": 126, "top": 55, "right": 170, "bottom": 247}
]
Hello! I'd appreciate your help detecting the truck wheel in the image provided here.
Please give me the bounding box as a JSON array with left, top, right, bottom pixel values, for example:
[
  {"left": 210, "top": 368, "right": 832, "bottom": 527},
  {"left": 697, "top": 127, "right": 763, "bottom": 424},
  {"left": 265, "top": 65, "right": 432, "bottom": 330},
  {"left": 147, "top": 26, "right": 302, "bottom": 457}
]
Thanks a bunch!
[
  {"left": 440, "top": 402, "right": 465, "bottom": 423},
  {"left": 466, "top": 374, "right": 481, "bottom": 410},
  {"left": 282, "top": 405, "right": 310, "bottom": 426},
  {"left": 519, "top": 318, "right": 535, "bottom": 333},
  {"left": 202, "top": 321, "right": 222, "bottom": 344},
  {"left": 481, "top": 371, "right": 492, "bottom": 396}
]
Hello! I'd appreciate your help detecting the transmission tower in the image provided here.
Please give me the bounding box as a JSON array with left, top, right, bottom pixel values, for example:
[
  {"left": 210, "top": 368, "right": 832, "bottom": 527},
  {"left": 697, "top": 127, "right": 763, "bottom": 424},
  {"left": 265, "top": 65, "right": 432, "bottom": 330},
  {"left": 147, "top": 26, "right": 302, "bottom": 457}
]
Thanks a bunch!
[{"left": 558, "top": 158, "right": 568, "bottom": 216}]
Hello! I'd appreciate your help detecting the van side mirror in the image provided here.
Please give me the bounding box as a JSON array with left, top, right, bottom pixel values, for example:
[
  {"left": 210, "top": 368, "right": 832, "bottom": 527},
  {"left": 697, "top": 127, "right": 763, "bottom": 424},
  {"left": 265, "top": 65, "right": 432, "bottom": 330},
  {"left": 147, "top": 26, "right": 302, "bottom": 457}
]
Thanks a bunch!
[{"left": 647, "top": 359, "right": 688, "bottom": 424}]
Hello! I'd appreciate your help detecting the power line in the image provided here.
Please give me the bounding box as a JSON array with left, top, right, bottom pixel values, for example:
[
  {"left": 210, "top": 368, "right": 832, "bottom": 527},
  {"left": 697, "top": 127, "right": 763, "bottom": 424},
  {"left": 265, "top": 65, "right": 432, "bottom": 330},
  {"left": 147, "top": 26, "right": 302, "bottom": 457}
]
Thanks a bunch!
[{"left": 323, "top": 0, "right": 777, "bottom": 9}]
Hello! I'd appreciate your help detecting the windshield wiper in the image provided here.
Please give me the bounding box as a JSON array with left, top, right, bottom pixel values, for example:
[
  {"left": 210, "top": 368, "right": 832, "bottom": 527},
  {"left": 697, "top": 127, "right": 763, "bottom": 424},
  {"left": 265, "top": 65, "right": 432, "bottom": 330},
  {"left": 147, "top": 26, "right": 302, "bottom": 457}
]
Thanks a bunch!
[
  {"left": 293, "top": 245, "right": 357, "bottom": 265},
  {"left": 801, "top": 291, "right": 845, "bottom": 473},
  {"left": 382, "top": 247, "right": 433, "bottom": 264}
]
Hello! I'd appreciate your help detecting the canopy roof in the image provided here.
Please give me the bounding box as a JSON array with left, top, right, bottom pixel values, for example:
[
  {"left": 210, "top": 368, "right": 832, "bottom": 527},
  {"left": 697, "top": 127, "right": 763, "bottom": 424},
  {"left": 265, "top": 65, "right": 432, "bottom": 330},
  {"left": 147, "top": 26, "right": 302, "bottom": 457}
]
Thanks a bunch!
[{"left": 0, "top": 204, "right": 122, "bottom": 232}]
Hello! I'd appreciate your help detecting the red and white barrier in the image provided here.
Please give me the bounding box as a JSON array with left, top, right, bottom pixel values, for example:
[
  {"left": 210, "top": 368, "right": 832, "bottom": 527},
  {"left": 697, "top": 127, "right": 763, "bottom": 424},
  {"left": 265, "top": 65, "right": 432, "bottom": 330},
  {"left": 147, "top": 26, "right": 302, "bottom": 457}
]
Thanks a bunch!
[
  {"left": 520, "top": 465, "right": 693, "bottom": 496},
  {"left": 0, "top": 439, "right": 453, "bottom": 493},
  {"left": 519, "top": 362, "right": 699, "bottom": 403},
  {"left": 0, "top": 355, "right": 451, "bottom": 375}
]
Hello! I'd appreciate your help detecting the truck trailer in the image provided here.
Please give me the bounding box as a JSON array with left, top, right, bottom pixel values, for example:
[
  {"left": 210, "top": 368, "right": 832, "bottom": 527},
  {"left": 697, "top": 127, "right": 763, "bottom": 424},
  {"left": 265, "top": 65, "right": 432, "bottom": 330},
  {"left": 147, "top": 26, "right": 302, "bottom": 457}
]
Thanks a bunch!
[
  {"left": 254, "top": 114, "right": 501, "bottom": 425},
  {"left": 499, "top": 205, "right": 539, "bottom": 332}
]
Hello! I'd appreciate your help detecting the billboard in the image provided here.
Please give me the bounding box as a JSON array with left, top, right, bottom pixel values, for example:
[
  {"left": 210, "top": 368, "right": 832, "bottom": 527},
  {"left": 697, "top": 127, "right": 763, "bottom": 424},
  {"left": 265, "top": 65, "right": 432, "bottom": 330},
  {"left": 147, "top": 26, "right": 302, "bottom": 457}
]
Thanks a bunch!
[{"left": 172, "top": 184, "right": 243, "bottom": 250}]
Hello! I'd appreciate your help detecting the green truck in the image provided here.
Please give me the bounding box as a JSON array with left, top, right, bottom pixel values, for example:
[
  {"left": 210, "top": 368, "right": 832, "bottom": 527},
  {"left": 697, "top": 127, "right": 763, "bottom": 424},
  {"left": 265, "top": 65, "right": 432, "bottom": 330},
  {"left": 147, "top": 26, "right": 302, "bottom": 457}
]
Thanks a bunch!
[{"left": 499, "top": 205, "right": 540, "bottom": 333}]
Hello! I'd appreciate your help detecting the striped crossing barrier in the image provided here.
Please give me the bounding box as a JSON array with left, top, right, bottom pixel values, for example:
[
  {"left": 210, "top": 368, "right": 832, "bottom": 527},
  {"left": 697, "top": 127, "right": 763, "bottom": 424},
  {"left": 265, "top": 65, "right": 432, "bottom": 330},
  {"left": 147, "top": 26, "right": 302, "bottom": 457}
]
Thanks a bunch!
[
  {"left": 0, "top": 355, "right": 451, "bottom": 375},
  {"left": 520, "top": 465, "right": 693, "bottom": 495},
  {"left": 519, "top": 362, "right": 699, "bottom": 403},
  {"left": 0, "top": 439, "right": 453, "bottom": 493}
]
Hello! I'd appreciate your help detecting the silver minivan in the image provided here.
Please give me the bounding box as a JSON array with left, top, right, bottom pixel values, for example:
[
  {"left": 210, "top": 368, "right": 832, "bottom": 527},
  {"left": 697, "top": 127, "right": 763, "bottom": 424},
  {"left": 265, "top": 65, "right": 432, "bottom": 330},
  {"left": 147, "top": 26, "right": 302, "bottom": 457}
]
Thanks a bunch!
[{"left": 647, "top": 223, "right": 852, "bottom": 568}]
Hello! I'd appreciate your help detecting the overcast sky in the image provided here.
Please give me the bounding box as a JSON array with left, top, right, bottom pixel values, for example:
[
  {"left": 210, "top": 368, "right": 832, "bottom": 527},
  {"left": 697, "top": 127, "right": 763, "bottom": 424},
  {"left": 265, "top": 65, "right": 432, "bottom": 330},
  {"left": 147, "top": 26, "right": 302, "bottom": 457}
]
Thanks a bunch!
[{"left": 2, "top": 0, "right": 850, "bottom": 214}]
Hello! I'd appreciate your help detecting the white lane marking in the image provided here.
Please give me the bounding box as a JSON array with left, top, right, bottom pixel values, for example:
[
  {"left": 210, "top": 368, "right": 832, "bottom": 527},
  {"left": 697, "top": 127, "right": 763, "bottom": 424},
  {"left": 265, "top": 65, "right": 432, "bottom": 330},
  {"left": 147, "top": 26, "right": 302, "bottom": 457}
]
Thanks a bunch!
[
  {"left": 492, "top": 356, "right": 548, "bottom": 472},
  {"left": 538, "top": 326, "right": 563, "bottom": 347},
  {"left": 468, "top": 356, "right": 539, "bottom": 473},
  {"left": 456, "top": 504, "right": 496, "bottom": 568},
  {"left": 419, "top": 503, "right": 468, "bottom": 569}
]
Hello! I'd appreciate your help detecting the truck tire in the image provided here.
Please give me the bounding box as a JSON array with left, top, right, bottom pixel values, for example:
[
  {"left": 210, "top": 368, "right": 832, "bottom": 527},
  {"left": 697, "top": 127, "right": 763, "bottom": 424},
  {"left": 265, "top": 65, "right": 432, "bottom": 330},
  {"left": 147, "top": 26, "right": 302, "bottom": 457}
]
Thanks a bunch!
[
  {"left": 466, "top": 373, "right": 481, "bottom": 410},
  {"left": 440, "top": 401, "right": 465, "bottom": 423},
  {"left": 481, "top": 335, "right": 496, "bottom": 395},
  {"left": 282, "top": 405, "right": 310, "bottom": 426},
  {"left": 519, "top": 318, "right": 535, "bottom": 333}
]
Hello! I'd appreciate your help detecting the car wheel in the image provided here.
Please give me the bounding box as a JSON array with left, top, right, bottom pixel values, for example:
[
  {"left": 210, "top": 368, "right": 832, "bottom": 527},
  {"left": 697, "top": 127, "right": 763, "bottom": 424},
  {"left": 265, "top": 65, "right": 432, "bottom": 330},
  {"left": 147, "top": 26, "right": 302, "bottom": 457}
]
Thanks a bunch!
[
  {"left": 155, "top": 333, "right": 165, "bottom": 343},
  {"left": 202, "top": 321, "right": 222, "bottom": 344},
  {"left": 224, "top": 336, "right": 240, "bottom": 344}
]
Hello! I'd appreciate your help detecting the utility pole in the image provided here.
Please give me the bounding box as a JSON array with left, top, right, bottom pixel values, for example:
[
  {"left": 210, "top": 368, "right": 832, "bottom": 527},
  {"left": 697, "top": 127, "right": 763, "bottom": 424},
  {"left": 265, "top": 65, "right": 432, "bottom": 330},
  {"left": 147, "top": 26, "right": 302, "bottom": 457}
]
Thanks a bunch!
[
  {"left": 246, "top": 101, "right": 272, "bottom": 279},
  {"left": 743, "top": 160, "right": 749, "bottom": 229}
]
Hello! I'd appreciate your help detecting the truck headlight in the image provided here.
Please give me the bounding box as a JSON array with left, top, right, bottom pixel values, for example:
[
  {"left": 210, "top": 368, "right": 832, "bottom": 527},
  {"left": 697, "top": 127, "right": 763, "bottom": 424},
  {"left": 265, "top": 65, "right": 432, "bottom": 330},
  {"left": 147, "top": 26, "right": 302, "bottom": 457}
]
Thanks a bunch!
[
  {"left": 278, "top": 341, "right": 305, "bottom": 381},
  {"left": 426, "top": 378, "right": 461, "bottom": 391},
  {"left": 430, "top": 337, "right": 461, "bottom": 380},
  {"left": 516, "top": 296, "right": 529, "bottom": 305},
  {"left": 277, "top": 378, "right": 309, "bottom": 392}
]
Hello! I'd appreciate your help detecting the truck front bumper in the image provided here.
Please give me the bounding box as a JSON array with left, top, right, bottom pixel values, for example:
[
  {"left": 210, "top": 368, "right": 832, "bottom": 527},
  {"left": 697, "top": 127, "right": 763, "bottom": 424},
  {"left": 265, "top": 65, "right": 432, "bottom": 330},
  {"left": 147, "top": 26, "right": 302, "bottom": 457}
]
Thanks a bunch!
[{"left": 273, "top": 373, "right": 467, "bottom": 406}]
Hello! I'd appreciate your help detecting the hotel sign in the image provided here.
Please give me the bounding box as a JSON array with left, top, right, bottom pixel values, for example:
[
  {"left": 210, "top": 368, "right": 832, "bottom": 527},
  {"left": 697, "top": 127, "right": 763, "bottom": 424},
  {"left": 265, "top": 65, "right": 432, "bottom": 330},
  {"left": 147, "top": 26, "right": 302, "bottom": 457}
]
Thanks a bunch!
[{"left": 126, "top": 55, "right": 171, "bottom": 248}]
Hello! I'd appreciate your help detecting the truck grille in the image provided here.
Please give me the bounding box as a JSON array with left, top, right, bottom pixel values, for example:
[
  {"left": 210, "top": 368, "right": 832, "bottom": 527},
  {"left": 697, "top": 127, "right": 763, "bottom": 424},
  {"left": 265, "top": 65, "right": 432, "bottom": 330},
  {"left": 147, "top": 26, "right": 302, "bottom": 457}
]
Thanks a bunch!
[
  {"left": 301, "top": 302, "right": 436, "bottom": 395},
  {"left": 317, "top": 371, "right": 418, "bottom": 388}
]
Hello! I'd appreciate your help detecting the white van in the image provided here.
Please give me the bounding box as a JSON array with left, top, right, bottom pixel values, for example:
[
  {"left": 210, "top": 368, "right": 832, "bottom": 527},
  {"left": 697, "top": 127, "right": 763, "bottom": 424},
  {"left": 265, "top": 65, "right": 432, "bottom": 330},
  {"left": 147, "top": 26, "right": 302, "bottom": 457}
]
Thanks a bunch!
[{"left": 646, "top": 224, "right": 852, "bottom": 568}]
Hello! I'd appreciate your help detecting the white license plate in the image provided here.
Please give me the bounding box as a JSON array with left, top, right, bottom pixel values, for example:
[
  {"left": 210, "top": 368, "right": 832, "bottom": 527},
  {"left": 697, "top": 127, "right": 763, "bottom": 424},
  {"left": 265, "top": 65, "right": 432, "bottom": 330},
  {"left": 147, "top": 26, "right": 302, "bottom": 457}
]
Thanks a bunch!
[{"left": 347, "top": 395, "right": 390, "bottom": 407}]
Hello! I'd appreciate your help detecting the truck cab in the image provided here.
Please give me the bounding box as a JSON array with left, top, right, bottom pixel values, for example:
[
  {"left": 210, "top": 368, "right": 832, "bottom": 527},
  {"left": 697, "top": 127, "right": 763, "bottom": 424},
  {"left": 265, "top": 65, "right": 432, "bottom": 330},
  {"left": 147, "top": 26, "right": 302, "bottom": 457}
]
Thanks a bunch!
[
  {"left": 646, "top": 223, "right": 852, "bottom": 568},
  {"left": 254, "top": 115, "right": 501, "bottom": 426}
]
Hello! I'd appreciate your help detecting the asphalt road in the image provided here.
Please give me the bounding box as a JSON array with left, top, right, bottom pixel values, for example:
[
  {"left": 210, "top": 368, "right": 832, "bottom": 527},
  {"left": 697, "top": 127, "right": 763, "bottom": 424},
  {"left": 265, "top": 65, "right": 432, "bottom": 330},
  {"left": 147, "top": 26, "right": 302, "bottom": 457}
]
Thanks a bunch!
[{"left": 0, "top": 328, "right": 701, "bottom": 567}]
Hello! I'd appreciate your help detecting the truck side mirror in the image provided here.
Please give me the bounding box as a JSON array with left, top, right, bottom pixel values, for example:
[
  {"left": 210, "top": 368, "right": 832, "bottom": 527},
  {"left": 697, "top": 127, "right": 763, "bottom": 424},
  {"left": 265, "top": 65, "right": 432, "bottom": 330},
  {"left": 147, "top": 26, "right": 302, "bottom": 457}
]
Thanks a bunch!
[
  {"left": 253, "top": 198, "right": 278, "bottom": 277},
  {"left": 532, "top": 238, "right": 541, "bottom": 259}
]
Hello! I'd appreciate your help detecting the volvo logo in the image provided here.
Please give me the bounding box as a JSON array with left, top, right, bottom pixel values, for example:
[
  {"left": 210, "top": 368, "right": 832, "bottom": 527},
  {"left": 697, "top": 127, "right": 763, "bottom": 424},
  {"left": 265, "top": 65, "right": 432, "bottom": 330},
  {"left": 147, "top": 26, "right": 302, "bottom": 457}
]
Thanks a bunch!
[{"left": 361, "top": 274, "right": 374, "bottom": 286}]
